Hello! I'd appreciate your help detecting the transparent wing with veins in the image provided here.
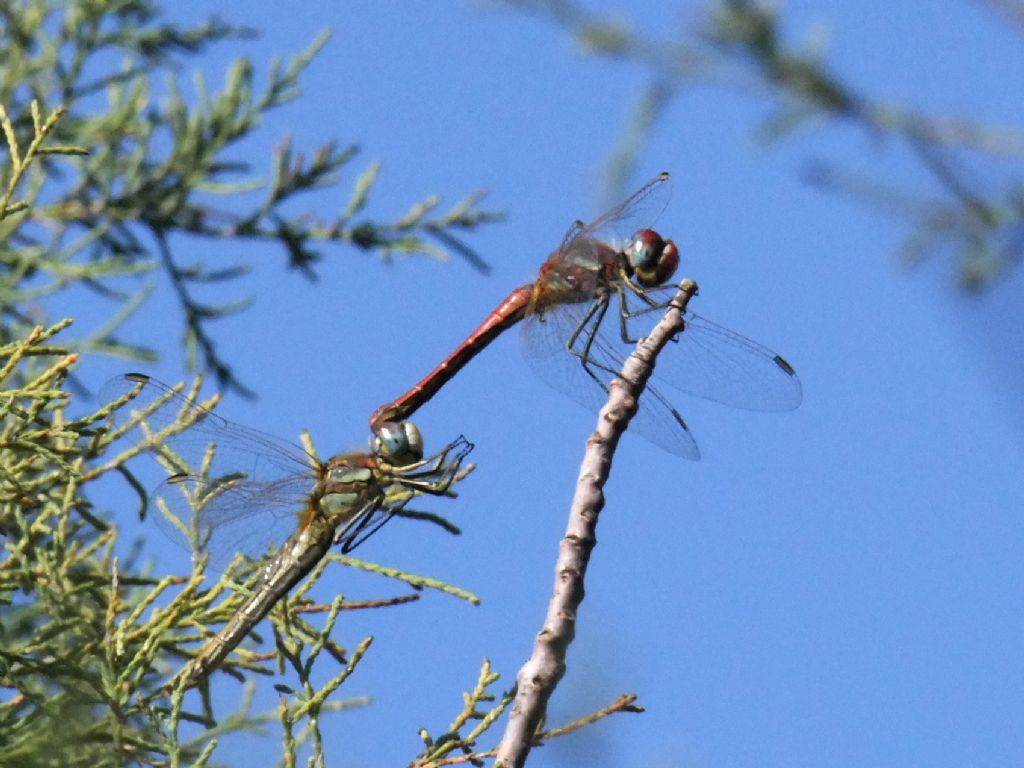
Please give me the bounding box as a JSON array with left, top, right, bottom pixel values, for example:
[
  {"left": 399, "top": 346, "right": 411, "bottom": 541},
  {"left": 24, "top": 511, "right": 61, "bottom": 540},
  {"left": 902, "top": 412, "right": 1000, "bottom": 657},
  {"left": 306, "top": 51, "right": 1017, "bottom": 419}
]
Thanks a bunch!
[
  {"left": 521, "top": 298, "right": 701, "bottom": 459},
  {"left": 558, "top": 172, "right": 673, "bottom": 255},
  {"left": 522, "top": 285, "right": 803, "bottom": 457},
  {"left": 101, "top": 374, "right": 322, "bottom": 569},
  {"left": 619, "top": 287, "right": 804, "bottom": 412},
  {"left": 546, "top": 173, "right": 674, "bottom": 291},
  {"left": 153, "top": 472, "right": 315, "bottom": 571}
]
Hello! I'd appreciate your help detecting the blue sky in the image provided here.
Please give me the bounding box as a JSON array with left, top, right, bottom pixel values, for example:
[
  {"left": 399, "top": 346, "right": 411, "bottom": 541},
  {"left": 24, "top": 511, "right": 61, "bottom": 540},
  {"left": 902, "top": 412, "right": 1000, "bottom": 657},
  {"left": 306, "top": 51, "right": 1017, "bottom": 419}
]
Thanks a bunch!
[{"left": 79, "top": 2, "right": 1024, "bottom": 766}]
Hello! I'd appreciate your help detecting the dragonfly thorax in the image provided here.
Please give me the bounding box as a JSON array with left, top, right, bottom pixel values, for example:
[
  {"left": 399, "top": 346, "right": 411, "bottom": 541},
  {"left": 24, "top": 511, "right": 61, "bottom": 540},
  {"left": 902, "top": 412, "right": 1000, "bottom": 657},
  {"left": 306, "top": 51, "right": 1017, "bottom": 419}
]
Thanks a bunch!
[
  {"left": 318, "top": 458, "right": 379, "bottom": 521},
  {"left": 625, "top": 229, "right": 679, "bottom": 288},
  {"left": 533, "top": 242, "right": 612, "bottom": 310}
]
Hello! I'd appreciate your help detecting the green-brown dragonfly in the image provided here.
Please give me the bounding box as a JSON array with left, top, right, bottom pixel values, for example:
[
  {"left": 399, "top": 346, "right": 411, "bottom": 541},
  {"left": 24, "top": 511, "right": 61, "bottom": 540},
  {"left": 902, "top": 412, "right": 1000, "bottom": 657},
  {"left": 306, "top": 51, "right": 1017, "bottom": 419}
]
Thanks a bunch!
[{"left": 104, "top": 373, "right": 473, "bottom": 690}]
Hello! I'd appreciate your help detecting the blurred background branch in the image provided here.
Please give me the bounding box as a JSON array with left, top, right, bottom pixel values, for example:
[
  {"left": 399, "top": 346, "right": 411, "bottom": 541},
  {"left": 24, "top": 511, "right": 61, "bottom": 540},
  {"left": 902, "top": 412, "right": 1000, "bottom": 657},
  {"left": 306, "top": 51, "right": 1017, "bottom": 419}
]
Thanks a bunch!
[{"left": 497, "top": 0, "right": 1024, "bottom": 292}]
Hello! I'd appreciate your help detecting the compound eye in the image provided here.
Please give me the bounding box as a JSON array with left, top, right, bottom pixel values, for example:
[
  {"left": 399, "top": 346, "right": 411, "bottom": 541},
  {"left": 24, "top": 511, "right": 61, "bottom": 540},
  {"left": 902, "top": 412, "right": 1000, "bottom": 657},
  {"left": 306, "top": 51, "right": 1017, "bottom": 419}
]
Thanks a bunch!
[
  {"left": 628, "top": 229, "right": 679, "bottom": 288},
  {"left": 374, "top": 420, "right": 424, "bottom": 465},
  {"left": 627, "top": 229, "right": 662, "bottom": 272}
]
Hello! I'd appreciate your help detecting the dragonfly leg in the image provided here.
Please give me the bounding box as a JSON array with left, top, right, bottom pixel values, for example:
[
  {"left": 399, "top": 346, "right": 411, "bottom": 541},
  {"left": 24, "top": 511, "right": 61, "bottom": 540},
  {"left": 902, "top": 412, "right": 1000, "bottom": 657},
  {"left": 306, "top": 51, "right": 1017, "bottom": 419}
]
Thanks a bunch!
[
  {"left": 615, "top": 282, "right": 648, "bottom": 344},
  {"left": 616, "top": 279, "right": 691, "bottom": 346},
  {"left": 385, "top": 436, "right": 473, "bottom": 495},
  {"left": 564, "top": 291, "right": 606, "bottom": 353},
  {"left": 605, "top": 268, "right": 678, "bottom": 343},
  {"left": 399, "top": 475, "right": 459, "bottom": 495},
  {"left": 340, "top": 504, "right": 395, "bottom": 553},
  {"left": 380, "top": 434, "right": 458, "bottom": 473},
  {"left": 565, "top": 296, "right": 624, "bottom": 394},
  {"left": 619, "top": 264, "right": 663, "bottom": 309}
]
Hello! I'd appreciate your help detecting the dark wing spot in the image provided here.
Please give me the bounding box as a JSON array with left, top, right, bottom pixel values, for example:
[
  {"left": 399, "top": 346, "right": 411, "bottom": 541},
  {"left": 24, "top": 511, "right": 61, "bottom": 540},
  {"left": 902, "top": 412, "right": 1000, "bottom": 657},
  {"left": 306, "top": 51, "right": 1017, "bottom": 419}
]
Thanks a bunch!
[{"left": 773, "top": 355, "right": 797, "bottom": 377}]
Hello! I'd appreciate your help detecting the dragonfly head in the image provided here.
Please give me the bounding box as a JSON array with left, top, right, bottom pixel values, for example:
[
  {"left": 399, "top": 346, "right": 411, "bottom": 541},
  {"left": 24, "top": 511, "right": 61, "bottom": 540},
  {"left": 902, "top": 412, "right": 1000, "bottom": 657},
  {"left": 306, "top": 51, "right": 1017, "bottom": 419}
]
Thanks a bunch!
[
  {"left": 625, "top": 229, "right": 679, "bottom": 288},
  {"left": 372, "top": 420, "right": 425, "bottom": 466}
]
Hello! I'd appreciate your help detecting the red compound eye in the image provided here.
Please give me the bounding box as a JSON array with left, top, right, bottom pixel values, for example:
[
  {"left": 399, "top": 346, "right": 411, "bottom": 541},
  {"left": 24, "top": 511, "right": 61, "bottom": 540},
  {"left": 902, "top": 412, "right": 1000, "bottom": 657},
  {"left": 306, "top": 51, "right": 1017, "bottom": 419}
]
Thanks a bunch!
[{"left": 627, "top": 229, "right": 679, "bottom": 287}]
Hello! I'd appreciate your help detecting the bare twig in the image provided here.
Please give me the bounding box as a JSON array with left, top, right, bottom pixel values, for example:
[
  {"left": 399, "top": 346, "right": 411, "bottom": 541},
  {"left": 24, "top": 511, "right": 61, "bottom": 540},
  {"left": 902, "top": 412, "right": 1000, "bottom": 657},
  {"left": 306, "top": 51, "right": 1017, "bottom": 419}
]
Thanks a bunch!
[
  {"left": 417, "top": 694, "right": 642, "bottom": 767},
  {"left": 502, "top": 0, "right": 1024, "bottom": 289},
  {"left": 493, "top": 279, "right": 698, "bottom": 768}
]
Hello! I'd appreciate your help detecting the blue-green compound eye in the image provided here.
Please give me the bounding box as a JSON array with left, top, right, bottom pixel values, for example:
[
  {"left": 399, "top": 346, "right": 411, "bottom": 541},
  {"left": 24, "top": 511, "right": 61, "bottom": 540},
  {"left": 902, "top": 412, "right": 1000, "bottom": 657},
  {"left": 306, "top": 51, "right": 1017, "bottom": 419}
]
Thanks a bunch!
[
  {"left": 374, "top": 421, "right": 424, "bottom": 464},
  {"left": 628, "top": 230, "right": 660, "bottom": 272},
  {"left": 627, "top": 229, "right": 679, "bottom": 288}
]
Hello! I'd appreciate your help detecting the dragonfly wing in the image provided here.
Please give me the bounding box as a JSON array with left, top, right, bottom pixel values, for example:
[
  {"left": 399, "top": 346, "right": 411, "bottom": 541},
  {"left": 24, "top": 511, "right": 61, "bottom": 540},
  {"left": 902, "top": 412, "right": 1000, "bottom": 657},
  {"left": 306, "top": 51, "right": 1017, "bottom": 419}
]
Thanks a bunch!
[
  {"left": 617, "top": 290, "right": 802, "bottom": 412},
  {"left": 100, "top": 374, "right": 315, "bottom": 480},
  {"left": 650, "top": 314, "right": 801, "bottom": 411},
  {"left": 574, "top": 172, "right": 672, "bottom": 247},
  {"left": 556, "top": 219, "right": 586, "bottom": 258},
  {"left": 152, "top": 472, "right": 314, "bottom": 571},
  {"left": 99, "top": 375, "right": 324, "bottom": 571},
  {"left": 549, "top": 173, "right": 673, "bottom": 271},
  {"left": 521, "top": 301, "right": 701, "bottom": 460}
]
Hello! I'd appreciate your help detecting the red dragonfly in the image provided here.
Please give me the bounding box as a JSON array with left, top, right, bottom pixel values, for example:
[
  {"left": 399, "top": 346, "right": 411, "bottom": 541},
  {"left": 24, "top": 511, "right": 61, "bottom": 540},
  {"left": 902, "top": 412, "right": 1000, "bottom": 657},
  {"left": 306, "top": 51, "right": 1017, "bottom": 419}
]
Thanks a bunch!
[{"left": 370, "top": 172, "right": 801, "bottom": 460}]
